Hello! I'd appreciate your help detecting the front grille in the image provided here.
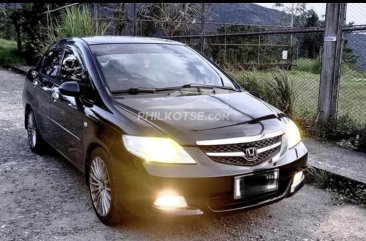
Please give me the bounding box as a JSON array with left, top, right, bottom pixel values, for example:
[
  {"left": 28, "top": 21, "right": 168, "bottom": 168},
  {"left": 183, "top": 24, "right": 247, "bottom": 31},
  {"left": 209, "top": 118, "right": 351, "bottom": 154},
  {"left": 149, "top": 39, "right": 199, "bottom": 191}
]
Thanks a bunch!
[{"left": 200, "top": 135, "right": 282, "bottom": 166}]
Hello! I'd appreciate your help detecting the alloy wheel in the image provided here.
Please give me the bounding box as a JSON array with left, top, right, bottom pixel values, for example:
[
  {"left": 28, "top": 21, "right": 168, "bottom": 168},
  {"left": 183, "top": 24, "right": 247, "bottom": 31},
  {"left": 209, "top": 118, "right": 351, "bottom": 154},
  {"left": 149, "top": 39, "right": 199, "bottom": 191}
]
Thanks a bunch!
[
  {"left": 27, "top": 112, "right": 37, "bottom": 148},
  {"left": 89, "top": 156, "right": 112, "bottom": 217}
]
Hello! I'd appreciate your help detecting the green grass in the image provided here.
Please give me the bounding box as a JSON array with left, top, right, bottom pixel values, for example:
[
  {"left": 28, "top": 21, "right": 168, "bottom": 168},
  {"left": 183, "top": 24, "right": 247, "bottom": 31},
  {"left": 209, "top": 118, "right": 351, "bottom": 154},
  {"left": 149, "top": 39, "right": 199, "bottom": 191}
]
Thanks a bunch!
[
  {"left": 228, "top": 68, "right": 366, "bottom": 125},
  {"left": 293, "top": 58, "right": 321, "bottom": 74},
  {"left": 0, "top": 38, "right": 25, "bottom": 65}
]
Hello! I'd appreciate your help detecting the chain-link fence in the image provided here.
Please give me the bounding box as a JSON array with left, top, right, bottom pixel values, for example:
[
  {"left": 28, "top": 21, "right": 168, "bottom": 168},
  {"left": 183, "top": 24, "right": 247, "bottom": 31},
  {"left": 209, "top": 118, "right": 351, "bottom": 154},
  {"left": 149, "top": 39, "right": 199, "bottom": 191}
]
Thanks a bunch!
[
  {"left": 11, "top": 3, "right": 366, "bottom": 128},
  {"left": 338, "top": 3, "right": 366, "bottom": 126},
  {"left": 167, "top": 31, "right": 322, "bottom": 121}
]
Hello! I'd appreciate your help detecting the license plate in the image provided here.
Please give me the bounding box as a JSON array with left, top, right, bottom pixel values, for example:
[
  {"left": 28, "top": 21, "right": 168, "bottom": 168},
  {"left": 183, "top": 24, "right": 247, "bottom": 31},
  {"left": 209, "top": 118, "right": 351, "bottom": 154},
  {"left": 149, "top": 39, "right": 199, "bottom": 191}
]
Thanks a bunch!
[{"left": 234, "top": 169, "right": 279, "bottom": 199}]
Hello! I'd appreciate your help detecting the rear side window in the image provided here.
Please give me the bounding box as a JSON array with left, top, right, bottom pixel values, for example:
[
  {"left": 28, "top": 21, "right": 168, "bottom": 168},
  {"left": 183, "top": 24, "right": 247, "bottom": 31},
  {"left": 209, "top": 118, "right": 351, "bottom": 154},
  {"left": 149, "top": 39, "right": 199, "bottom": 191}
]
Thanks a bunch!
[{"left": 41, "top": 50, "right": 63, "bottom": 78}]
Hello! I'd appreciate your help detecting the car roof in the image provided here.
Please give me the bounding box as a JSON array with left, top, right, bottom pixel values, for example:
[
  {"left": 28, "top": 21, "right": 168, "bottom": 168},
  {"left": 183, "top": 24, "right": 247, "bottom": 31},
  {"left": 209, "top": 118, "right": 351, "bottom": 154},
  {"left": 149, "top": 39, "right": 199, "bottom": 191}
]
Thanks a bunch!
[{"left": 78, "top": 36, "right": 185, "bottom": 45}]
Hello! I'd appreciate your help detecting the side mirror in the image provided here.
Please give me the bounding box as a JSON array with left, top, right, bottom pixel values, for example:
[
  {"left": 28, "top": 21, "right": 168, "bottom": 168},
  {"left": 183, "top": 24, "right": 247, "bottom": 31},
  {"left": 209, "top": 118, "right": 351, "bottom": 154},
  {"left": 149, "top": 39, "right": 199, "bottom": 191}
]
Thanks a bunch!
[
  {"left": 28, "top": 68, "right": 38, "bottom": 79},
  {"left": 59, "top": 81, "right": 80, "bottom": 97},
  {"left": 75, "top": 69, "right": 88, "bottom": 81}
]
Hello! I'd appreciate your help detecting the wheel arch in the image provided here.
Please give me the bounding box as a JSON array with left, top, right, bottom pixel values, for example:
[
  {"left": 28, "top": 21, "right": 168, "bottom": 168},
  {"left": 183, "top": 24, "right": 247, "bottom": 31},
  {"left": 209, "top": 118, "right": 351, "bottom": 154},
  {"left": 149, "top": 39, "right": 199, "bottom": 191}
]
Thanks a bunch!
[
  {"left": 84, "top": 142, "right": 110, "bottom": 185},
  {"left": 24, "top": 104, "right": 32, "bottom": 130}
]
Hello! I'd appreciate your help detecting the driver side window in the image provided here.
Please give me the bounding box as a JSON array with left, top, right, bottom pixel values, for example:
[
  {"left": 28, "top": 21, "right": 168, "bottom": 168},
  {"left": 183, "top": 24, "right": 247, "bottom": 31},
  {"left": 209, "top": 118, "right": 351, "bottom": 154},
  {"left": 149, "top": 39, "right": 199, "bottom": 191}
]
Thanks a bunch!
[
  {"left": 61, "top": 48, "right": 96, "bottom": 102},
  {"left": 61, "top": 50, "right": 84, "bottom": 83}
]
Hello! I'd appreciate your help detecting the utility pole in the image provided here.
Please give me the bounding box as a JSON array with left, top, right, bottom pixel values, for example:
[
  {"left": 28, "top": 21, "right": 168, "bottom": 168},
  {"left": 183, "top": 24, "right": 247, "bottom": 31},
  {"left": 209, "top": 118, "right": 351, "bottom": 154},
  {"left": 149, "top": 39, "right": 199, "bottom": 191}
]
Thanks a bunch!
[
  {"left": 200, "top": 3, "right": 205, "bottom": 52},
  {"left": 317, "top": 3, "right": 347, "bottom": 124}
]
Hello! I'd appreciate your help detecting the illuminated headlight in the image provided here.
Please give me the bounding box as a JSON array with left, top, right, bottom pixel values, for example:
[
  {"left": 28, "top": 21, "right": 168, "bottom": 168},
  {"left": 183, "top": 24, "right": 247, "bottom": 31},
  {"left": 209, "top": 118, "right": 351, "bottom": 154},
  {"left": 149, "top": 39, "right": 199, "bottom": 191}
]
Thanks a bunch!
[
  {"left": 153, "top": 190, "right": 188, "bottom": 210},
  {"left": 286, "top": 119, "right": 301, "bottom": 149},
  {"left": 122, "top": 135, "right": 196, "bottom": 164},
  {"left": 291, "top": 171, "right": 304, "bottom": 193}
]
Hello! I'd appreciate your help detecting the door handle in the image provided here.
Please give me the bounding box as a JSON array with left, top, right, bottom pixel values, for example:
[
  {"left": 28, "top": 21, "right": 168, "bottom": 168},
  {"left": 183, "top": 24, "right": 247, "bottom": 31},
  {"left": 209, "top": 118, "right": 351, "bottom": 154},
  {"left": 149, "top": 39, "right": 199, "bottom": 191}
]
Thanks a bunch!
[
  {"left": 32, "top": 80, "right": 39, "bottom": 87},
  {"left": 51, "top": 87, "right": 60, "bottom": 102}
]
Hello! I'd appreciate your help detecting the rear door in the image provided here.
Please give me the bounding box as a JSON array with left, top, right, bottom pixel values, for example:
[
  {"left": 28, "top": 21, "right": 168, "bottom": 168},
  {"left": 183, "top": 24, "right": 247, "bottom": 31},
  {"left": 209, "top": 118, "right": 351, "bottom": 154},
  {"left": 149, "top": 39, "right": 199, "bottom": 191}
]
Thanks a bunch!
[{"left": 34, "top": 49, "right": 63, "bottom": 145}]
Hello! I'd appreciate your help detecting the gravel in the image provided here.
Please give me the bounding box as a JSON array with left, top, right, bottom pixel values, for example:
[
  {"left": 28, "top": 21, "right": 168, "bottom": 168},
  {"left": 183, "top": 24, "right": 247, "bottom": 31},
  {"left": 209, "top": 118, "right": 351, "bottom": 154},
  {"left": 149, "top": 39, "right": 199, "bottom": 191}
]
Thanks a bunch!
[{"left": 1, "top": 68, "right": 366, "bottom": 241}]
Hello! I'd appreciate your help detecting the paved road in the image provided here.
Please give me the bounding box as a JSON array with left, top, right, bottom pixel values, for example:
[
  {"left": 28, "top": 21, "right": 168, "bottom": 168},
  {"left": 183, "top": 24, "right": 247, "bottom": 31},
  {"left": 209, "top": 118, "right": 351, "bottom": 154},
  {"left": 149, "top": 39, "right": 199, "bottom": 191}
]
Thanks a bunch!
[{"left": 1, "top": 68, "right": 365, "bottom": 241}]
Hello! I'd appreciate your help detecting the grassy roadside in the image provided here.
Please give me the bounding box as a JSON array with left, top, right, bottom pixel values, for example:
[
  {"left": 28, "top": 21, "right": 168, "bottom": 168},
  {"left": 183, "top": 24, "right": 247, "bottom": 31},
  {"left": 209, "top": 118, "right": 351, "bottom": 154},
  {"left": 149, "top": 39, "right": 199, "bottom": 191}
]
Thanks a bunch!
[
  {"left": 305, "top": 166, "right": 366, "bottom": 208},
  {"left": 0, "top": 38, "right": 25, "bottom": 65},
  {"left": 227, "top": 68, "right": 366, "bottom": 125}
]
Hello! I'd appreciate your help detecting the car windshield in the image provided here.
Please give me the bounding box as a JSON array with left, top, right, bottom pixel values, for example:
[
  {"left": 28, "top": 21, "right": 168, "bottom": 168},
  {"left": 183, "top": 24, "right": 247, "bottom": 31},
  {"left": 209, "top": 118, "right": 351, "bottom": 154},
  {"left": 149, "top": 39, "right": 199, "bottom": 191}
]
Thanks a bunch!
[{"left": 90, "top": 43, "right": 236, "bottom": 92}]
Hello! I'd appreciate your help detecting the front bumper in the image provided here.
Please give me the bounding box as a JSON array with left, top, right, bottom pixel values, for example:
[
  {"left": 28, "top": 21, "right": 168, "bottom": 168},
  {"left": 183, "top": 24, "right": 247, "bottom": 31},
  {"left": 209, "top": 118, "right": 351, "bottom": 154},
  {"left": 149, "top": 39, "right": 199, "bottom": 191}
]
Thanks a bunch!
[
  {"left": 153, "top": 154, "right": 306, "bottom": 216},
  {"left": 118, "top": 143, "right": 308, "bottom": 216}
]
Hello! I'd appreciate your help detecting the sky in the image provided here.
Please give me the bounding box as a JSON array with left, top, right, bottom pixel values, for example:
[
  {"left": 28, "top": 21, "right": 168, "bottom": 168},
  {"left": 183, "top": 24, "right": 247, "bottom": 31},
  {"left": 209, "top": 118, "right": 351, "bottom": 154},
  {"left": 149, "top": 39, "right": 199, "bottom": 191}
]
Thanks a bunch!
[{"left": 255, "top": 3, "right": 366, "bottom": 25}]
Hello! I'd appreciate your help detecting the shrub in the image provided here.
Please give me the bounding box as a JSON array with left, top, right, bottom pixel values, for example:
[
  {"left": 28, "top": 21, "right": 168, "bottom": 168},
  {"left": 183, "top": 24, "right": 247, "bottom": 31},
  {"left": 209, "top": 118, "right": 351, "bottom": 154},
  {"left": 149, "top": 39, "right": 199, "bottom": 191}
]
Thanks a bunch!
[
  {"left": 352, "top": 124, "right": 366, "bottom": 151},
  {"left": 293, "top": 107, "right": 317, "bottom": 137},
  {"left": 228, "top": 69, "right": 296, "bottom": 118},
  {"left": 323, "top": 113, "right": 358, "bottom": 140},
  {"left": 306, "top": 166, "right": 366, "bottom": 207},
  {"left": 0, "top": 38, "right": 24, "bottom": 65},
  {"left": 38, "top": 5, "right": 110, "bottom": 55},
  {"left": 269, "top": 71, "right": 296, "bottom": 117}
]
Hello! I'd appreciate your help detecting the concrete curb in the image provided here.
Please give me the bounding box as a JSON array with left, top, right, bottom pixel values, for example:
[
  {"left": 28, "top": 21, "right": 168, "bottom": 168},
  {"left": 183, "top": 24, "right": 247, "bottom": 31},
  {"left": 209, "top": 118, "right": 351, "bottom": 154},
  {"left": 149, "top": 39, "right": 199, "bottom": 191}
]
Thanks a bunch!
[
  {"left": 2, "top": 64, "right": 28, "bottom": 75},
  {"left": 305, "top": 165, "right": 366, "bottom": 205}
]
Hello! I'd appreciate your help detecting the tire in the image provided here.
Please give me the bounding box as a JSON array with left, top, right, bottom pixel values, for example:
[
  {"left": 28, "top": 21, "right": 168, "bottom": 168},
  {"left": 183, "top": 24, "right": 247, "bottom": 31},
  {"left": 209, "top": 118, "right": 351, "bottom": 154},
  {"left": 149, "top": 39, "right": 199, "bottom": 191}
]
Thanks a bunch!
[
  {"left": 88, "top": 147, "right": 129, "bottom": 225},
  {"left": 26, "top": 110, "right": 46, "bottom": 154}
]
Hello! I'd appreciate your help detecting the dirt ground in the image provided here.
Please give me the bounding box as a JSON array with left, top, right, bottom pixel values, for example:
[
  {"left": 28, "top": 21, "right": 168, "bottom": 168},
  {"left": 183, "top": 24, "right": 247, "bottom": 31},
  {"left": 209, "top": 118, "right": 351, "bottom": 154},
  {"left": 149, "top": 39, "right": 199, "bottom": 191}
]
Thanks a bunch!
[{"left": 1, "top": 68, "right": 366, "bottom": 241}]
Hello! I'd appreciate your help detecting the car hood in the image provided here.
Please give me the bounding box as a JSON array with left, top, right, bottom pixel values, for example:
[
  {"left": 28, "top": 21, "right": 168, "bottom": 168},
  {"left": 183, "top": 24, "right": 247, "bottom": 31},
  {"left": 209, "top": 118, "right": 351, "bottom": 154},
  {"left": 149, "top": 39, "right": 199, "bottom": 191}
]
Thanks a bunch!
[{"left": 113, "top": 92, "right": 286, "bottom": 145}]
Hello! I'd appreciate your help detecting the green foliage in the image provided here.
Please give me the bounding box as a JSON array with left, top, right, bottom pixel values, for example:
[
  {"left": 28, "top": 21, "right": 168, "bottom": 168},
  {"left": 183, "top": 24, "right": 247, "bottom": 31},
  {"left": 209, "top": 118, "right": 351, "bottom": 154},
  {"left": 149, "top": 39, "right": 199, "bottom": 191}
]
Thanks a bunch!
[
  {"left": 342, "top": 46, "right": 358, "bottom": 70},
  {"left": 294, "top": 58, "right": 321, "bottom": 74},
  {"left": 305, "top": 167, "right": 332, "bottom": 189},
  {"left": 294, "top": 107, "right": 317, "bottom": 137},
  {"left": 270, "top": 72, "right": 296, "bottom": 117},
  {"left": 353, "top": 124, "right": 366, "bottom": 151},
  {"left": 323, "top": 114, "right": 358, "bottom": 140},
  {"left": 0, "top": 38, "right": 24, "bottom": 64},
  {"left": 306, "top": 166, "right": 366, "bottom": 207},
  {"left": 296, "top": 8, "right": 324, "bottom": 59},
  {"left": 228, "top": 69, "right": 296, "bottom": 117},
  {"left": 39, "top": 5, "right": 110, "bottom": 54}
]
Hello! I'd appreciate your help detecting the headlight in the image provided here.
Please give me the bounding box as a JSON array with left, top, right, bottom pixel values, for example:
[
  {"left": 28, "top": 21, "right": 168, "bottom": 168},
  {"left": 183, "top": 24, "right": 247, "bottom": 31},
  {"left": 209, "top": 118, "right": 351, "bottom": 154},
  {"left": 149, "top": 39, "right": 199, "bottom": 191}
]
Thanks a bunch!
[
  {"left": 122, "top": 135, "right": 196, "bottom": 164},
  {"left": 286, "top": 120, "right": 301, "bottom": 149}
]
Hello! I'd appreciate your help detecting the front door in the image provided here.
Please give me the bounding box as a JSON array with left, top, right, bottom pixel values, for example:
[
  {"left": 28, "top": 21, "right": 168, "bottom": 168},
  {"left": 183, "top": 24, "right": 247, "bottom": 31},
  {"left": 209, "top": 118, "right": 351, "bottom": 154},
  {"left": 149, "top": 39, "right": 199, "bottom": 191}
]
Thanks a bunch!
[{"left": 50, "top": 47, "right": 86, "bottom": 169}]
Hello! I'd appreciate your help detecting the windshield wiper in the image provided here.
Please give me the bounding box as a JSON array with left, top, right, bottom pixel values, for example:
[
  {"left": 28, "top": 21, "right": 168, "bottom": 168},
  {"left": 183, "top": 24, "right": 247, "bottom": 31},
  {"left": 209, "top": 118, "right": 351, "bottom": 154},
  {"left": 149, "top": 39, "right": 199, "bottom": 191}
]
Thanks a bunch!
[
  {"left": 111, "top": 87, "right": 156, "bottom": 95},
  {"left": 156, "top": 84, "right": 238, "bottom": 92},
  {"left": 111, "top": 84, "right": 238, "bottom": 95}
]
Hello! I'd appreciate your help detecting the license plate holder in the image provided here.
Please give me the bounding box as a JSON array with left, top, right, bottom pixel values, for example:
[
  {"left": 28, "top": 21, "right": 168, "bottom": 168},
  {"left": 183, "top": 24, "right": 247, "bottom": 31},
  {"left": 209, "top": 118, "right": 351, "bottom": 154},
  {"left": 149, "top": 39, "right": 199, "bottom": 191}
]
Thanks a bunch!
[{"left": 234, "top": 169, "right": 279, "bottom": 199}]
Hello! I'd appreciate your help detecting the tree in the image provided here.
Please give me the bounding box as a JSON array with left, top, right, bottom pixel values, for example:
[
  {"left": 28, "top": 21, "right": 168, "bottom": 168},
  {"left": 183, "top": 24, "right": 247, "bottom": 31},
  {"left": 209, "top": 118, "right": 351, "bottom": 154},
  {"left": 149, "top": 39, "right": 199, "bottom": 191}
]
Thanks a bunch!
[
  {"left": 210, "top": 25, "right": 271, "bottom": 65},
  {"left": 342, "top": 39, "right": 358, "bottom": 70},
  {"left": 297, "top": 9, "right": 324, "bottom": 58},
  {"left": 139, "top": 3, "right": 210, "bottom": 37},
  {"left": 113, "top": 3, "right": 127, "bottom": 35}
]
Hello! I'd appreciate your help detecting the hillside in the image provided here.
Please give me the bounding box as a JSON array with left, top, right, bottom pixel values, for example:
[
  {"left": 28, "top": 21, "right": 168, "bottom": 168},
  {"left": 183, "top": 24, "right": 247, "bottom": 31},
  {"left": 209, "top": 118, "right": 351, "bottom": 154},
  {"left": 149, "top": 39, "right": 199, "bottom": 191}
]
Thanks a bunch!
[
  {"left": 209, "top": 3, "right": 290, "bottom": 26},
  {"left": 94, "top": 3, "right": 290, "bottom": 27}
]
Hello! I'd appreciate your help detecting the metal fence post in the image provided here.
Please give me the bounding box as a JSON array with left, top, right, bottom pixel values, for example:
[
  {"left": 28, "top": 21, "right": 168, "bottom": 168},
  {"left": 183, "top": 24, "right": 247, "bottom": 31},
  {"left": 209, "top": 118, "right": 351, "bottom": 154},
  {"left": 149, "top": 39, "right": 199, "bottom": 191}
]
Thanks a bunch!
[
  {"left": 133, "top": 3, "right": 137, "bottom": 36},
  {"left": 317, "top": 3, "right": 347, "bottom": 124},
  {"left": 200, "top": 3, "right": 205, "bottom": 52}
]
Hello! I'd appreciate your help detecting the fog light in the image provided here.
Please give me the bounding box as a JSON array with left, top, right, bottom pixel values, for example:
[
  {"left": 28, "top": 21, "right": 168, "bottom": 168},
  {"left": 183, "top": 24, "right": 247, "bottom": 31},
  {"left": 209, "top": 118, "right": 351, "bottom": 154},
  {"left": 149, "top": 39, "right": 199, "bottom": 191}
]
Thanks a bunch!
[
  {"left": 153, "top": 191, "right": 188, "bottom": 210},
  {"left": 291, "top": 171, "right": 304, "bottom": 193}
]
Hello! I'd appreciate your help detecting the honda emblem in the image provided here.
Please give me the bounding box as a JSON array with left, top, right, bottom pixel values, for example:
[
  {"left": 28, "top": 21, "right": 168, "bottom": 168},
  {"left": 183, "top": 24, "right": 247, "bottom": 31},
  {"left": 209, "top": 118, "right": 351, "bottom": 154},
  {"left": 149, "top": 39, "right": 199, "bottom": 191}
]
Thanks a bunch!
[{"left": 245, "top": 147, "right": 258, "bottom": 161}]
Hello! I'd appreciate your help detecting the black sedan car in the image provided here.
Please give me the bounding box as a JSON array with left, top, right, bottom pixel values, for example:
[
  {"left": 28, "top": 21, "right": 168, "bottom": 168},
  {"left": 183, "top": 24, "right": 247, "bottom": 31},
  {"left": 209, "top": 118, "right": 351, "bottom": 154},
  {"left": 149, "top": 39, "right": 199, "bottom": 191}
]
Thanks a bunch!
[{"left": 22, "top": 36, "right": 308, "bottom": 224}]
